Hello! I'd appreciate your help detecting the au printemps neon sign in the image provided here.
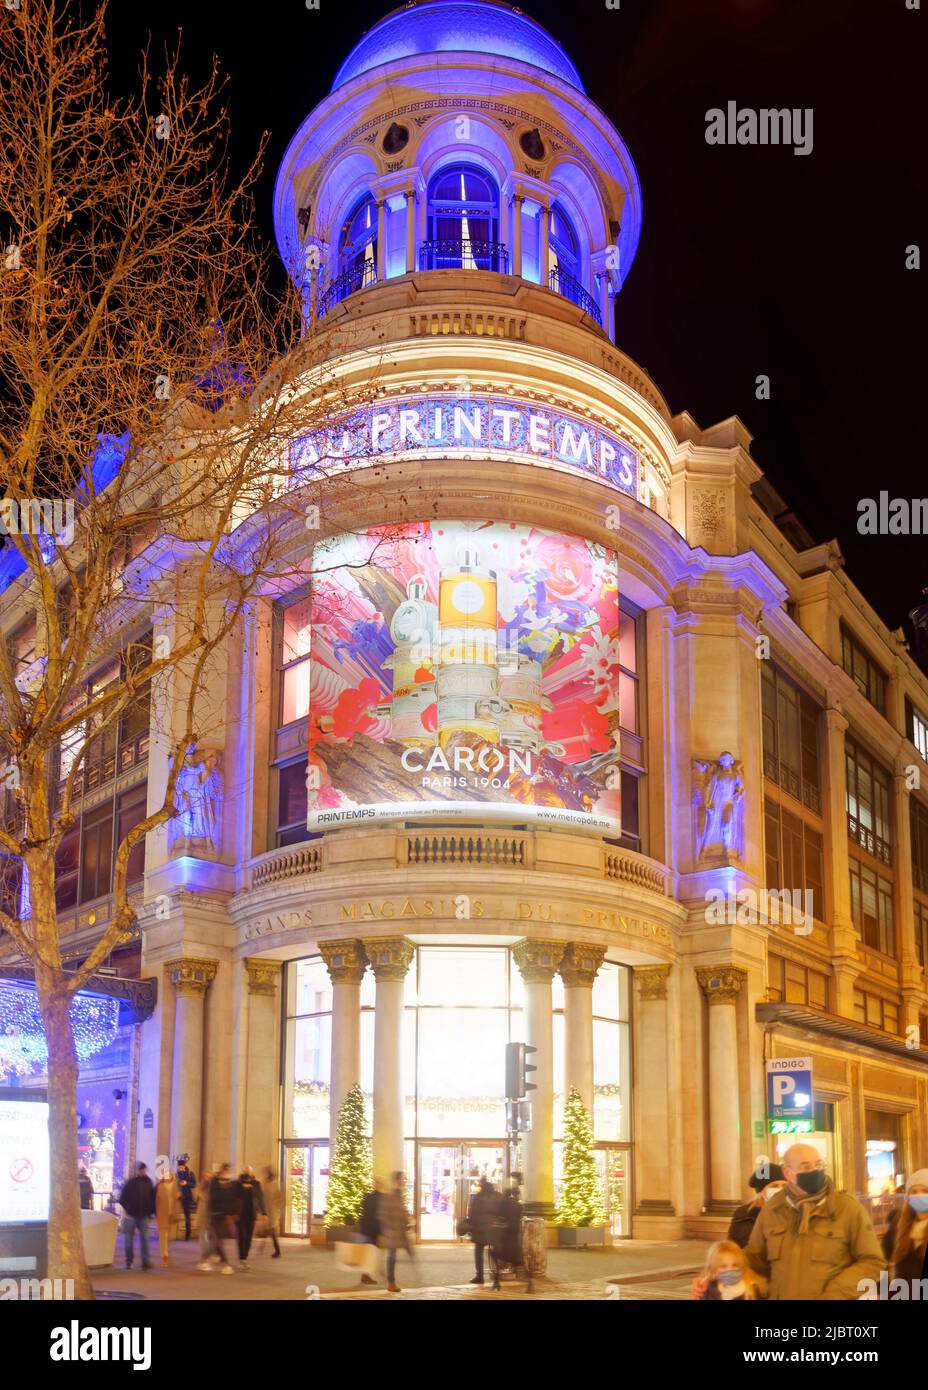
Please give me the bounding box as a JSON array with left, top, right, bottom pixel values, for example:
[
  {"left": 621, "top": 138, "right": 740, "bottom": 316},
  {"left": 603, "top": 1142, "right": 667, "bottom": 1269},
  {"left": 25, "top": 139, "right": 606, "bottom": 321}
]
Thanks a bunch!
[{"left": 292, "top": 394, "right": 641, "bottom": 498}]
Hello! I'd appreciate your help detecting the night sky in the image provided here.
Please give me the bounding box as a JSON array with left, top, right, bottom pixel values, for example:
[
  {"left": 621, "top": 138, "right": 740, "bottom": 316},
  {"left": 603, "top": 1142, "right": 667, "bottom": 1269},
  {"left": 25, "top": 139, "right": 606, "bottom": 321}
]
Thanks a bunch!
[{"left": 102, "top": 0, "right": 925, "bottom": 637}]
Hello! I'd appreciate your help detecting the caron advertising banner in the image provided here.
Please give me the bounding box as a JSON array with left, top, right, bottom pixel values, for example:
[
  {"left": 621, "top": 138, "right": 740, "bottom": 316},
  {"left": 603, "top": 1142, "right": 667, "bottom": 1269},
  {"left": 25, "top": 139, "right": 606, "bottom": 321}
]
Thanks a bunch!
[{"left": 306, "top": 520, "right": 620, "bottom": 832}]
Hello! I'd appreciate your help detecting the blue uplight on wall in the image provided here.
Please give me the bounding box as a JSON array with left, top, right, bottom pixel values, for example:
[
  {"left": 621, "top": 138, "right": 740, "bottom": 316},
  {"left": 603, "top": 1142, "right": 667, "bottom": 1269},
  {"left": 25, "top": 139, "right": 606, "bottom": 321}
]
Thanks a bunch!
[{"left": 0, "top": 981, "right": 120, "bottom": 1079}]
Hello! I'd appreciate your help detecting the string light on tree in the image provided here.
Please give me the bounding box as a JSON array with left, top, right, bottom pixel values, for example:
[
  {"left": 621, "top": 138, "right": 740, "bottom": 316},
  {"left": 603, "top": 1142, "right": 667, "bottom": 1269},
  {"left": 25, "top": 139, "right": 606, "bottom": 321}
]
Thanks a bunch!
[
  {"left": 325, "top": 1082, "right": 373, "bottom": 1228},
  {"left": 558, "top": 1085, "right": 605, "bottom": 1228},
  {"left": 0, "top": 982, "right": 119, "bottom": 1078}
]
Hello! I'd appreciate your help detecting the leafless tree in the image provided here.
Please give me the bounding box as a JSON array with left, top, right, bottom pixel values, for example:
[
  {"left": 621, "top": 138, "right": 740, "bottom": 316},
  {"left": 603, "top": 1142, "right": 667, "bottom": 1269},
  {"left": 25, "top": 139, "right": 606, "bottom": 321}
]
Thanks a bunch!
[{"left": 0, "top": 0, "right": 390, "bottom": 1295}]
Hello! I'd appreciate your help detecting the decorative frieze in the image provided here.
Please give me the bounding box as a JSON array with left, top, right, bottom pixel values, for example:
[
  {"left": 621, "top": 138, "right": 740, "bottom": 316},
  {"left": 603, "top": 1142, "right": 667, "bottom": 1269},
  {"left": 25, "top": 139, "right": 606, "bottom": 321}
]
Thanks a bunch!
[{"left": 318, "top": 938, "right": 369, "bottom": 985}]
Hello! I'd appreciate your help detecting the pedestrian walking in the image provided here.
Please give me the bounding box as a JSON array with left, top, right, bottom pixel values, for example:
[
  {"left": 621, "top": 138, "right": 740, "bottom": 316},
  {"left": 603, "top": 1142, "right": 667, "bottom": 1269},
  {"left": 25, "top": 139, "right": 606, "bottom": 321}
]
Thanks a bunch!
[
  {"left": 118, "top": 1163, "right": 155, "bottom": 1271},
  {"left": 78, "top": 1166, "right": 94, "bottom": 1211},
  {"left": 465, "top": 1176, "right": 501, "bottom": 1285},
  {"left": 746, "top": 1142, "right": 883, "bottom": 1299},
  {"left": 726, "top": 1162, "right": 786, "bottom": 1248},
  {"left": 378, "top": 1171, "right": 412, "bottom": 1293},
  {"left": 235, "top": 1166, "right": 265, "bottom": 1268},
  {"left": 262, "top": 1167, "right": 283, "bottom": 1258},
  {"left": 176, "top": 1159, "right": 197, "bottom": 1241},
  {"left": 885, "top": 1168, "right": 928, "bottom": 1288},
  {"left": 357, "top": 1177, "right": 383, "bottom": 1286},
  {"left": 695, "top": 1240, "right": 766, "bottom": 1300},
  {"left": 196, "top": 1169, "right": 217, "bottom": 1270},
  {"left": 208, "top": 1164, "right": 240, "bottom": 1273},
  {"left": 155, "top": 1169, "right": 180, "bottom": 1266}
]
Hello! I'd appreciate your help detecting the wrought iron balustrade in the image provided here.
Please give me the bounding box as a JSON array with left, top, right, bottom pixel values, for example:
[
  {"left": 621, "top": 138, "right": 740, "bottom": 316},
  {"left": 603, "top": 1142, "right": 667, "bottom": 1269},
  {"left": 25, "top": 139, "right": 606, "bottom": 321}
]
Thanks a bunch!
[
  {"left": 548, "top": 265, "right": 602, "bottom": 326},
  {"left": 418, "top": 238, "right": 509, "bottom": 273},
  {"left": 315, "top": 260, "right": 377, "bottom": 317}
]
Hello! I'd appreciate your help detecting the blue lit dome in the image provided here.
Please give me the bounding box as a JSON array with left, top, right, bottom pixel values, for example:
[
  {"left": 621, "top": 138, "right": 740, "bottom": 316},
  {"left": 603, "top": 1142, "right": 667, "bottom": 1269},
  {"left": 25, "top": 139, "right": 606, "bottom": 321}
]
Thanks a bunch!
[{"left": 332, "top": 0, "right": 585, "bottom": 93}]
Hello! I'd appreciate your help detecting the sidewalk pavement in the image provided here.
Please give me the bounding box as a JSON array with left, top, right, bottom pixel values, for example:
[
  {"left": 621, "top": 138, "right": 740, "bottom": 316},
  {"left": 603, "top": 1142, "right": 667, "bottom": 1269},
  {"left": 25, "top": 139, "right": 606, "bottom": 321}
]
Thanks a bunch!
[{"left": 93, "top": 1234, "right": 704, "bottom": 1301}]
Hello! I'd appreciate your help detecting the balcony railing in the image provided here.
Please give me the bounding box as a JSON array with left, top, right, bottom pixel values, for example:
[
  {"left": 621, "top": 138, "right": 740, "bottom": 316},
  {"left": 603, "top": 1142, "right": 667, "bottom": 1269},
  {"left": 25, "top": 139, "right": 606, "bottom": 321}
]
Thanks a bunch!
[
  {"left": 316, "top": 260, "right": 377, "bottom": 317},
  {"left": 847, "top": 812, "right": 892, "bottom": 866},
  {"left": 548, "top": 266, "right": 602, "bottom": 326},
  {"left": 418, "top": 238, "right": 509, "bottom": 273}
]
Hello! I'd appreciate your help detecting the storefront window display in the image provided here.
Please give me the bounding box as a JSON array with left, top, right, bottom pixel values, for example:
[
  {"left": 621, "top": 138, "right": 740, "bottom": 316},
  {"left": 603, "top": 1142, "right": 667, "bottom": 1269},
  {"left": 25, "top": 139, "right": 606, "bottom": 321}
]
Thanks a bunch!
[{"left": 282, "top": 946, "right": 632, "bottom": 1236}]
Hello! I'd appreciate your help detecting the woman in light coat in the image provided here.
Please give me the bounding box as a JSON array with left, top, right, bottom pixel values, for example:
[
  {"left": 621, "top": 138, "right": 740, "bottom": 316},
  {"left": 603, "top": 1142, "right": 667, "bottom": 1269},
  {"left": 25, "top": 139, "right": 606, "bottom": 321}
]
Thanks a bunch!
[
  {"left": 263, "top": 1167, "right": 283, "bottom": 1258},
  {"left": 155, "top": 1173, "right": 180, "bottom": 1266}
]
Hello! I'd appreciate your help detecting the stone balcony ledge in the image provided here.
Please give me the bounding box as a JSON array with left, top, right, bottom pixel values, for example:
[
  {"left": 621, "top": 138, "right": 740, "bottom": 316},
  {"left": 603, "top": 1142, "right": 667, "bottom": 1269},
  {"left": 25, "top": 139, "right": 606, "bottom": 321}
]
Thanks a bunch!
[{"left": 247, "top": 829, "right": 671, "bottom": 897}]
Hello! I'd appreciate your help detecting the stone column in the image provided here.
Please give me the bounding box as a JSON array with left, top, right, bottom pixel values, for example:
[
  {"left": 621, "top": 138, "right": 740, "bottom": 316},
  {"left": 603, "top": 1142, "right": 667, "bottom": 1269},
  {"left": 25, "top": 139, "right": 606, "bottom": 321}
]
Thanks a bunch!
[
  {"left": 559, "top": 943, "right": 606, "bottom": 1113},
  {"left": 375, "top": 199, "right": 386, "bottom": 281},
  {"left": 820, "top": 705, "right": 859, "bottom": 1014},
  {"left": 404, "top": 191, "right": 416, "bottom": 273},
  {"left": 510, "top": 194, "right": 523, "bottom": 276},
  {"left": 242, "top": 959, "right": 282, "bottom": 1172},
  {"left": 598, "top": 272, "right": 612, "bottom": 337},
  {"left": 512, "top": 939, "right": 567, "bottom": 1214},
  {"left": 633, "top": 966, "right": 675, "bottom": 1224},
  {"left": 893, "top": 764, "right": 923, "bottom": 1030},
  {"left": 538, "top": 204, "right": 550, "bottom": 284},
  {"left": 319, "top": 939, "right": 369, "bottom": 1153},
  {"left": 362, "top": 938, "right": 414, "bottom": 1180},
  {"left": 696, "top": 965, "right": 747, "bottom": 1212},
  {"left": 166, "top": 957, "right": 217, "bottom": 1170}
]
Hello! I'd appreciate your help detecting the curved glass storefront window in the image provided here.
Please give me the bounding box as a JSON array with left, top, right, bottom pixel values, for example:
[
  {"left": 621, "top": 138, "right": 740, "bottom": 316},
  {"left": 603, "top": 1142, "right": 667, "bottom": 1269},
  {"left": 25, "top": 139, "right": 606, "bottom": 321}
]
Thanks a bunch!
[{"left": 283, "top": 947, "right": 630, "bottom": 1145}]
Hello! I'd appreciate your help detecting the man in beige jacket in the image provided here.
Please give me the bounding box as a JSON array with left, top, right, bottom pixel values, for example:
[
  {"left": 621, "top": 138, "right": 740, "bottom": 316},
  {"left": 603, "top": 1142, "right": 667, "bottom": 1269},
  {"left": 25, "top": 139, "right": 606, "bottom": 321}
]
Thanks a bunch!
[{"left": 746, "top": 1143, "right": 884, "bottom": 1299}]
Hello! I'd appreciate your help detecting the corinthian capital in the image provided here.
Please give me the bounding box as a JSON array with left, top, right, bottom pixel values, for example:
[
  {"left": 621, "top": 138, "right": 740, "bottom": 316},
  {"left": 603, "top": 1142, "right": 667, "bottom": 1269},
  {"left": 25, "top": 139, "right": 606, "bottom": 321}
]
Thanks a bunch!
[
  {"left": 361, "top": 937, "right": 415, "bottom": 982},
  {"left": 696, "top": 964, "right": 747, "bottom": 1004},
  {"left": 319, "top": 939, "right": 369, "bottom": 985},
  {"left": 512, "top": 939, "right": 568, "bottom": 983},
  {"left": 559, "top": 943, "right": 607, "bottom": 989},
  {"left": 165, "top": 957, "right": 217, "bottom": 997}
]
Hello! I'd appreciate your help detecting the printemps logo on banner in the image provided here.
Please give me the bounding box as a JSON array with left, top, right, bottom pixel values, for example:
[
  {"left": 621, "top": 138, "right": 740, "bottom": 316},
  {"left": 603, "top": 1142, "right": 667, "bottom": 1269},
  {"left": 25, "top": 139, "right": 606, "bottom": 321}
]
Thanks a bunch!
[
  {"left": 303, "top": 520, "right": 621, "bottom": 833},
  {"left": 292, "top": 394, "right": 641, "bottom": 500}
]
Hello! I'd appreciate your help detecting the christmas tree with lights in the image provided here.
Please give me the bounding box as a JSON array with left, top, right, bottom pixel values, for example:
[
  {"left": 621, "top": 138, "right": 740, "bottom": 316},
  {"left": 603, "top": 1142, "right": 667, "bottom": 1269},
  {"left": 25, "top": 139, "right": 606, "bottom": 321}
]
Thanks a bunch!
[
  {"left": 325, "top": 1083, "right": 373, "bottom": 1228},
  {"left": 558, "top": 1086, "right": 605, "bottom": 1227}
]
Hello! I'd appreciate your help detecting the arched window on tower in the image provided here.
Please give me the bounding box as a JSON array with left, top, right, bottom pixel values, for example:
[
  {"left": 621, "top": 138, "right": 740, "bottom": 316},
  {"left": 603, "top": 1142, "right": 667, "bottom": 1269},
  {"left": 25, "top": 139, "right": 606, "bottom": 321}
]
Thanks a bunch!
[
  {"left": 320, "top": 194, "right": 378, "bottom": 314},
  {"left": 548, "top": 201, "right": 600, "bottom": 327},
  {"left": 421, "top": 165, "right": 506, "bottom": 273}
]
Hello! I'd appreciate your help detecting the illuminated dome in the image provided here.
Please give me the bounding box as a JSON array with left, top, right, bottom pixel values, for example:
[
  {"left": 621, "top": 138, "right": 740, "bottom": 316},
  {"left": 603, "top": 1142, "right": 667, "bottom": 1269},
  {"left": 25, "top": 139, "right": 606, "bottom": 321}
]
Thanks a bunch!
[{"left": 332, "top": 0, "right": 586, "bottom": 93}]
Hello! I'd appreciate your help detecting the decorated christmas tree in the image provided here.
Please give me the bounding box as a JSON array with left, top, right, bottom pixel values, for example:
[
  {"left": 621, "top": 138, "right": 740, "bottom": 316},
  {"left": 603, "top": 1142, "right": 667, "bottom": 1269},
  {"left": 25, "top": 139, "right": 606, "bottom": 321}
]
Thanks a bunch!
[
  {"left": 325, "top": 1083, "right": 373, "bottom": 1228},
  {"left": 558, "top": 1086, "right": 605, "bottom": 1227}
]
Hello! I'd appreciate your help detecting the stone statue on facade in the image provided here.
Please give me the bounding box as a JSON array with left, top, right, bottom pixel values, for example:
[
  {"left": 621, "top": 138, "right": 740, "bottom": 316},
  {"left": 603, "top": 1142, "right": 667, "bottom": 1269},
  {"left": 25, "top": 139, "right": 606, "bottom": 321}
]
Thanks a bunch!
[
  {"left": 169, "top": 746, "right": 223, "bottom": 855},
  {"left": 692, "top": 751, "right": 745, "bottom": 860}
]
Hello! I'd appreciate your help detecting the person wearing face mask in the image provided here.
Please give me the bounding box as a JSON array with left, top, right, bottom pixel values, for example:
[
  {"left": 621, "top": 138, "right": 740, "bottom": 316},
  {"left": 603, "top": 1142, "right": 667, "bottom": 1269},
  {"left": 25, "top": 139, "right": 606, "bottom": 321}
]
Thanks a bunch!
[
  {"left": 885, "top": 1169, "right": 928, "bottom": 1289},
  {"left": 727, "top": 1162, "right": 787, "bottom": 1249},
  {"left": 695, "top": 1240, "right": 766, "bottom": 1300},
  {"left": 745, "top": 1142, "right": 884, "bottom": 1300}
]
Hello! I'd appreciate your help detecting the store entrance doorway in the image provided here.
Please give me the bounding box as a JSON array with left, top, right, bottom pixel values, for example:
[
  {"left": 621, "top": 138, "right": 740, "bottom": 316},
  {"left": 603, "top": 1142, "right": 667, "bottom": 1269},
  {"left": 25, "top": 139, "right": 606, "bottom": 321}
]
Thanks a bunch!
[
  {"left": 282, "top": 1141, "right": 330, "bottom": 1237},
  {"left": 417, "top": 1142, "right": 508, "bottom": 1241}
]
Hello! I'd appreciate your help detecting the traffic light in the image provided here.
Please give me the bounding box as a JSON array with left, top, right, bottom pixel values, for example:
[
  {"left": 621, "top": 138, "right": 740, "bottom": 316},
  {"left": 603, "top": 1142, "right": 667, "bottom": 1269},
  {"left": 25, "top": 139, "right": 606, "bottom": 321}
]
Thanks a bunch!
[{"left": 505, "top": 1041, "right": 538, "bottom": 1099}]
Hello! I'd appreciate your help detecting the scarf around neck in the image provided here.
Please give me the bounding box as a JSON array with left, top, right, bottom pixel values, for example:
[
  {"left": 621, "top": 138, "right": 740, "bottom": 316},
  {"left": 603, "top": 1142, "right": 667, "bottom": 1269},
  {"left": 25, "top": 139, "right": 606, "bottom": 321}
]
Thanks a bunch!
[{"left": 786, "top": 1187, "right": 828, "bottom": 1234}]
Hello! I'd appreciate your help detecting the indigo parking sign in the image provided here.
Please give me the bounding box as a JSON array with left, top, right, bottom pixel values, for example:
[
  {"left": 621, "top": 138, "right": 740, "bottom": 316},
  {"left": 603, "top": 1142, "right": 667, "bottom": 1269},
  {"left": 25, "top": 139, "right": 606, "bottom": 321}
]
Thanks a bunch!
[{"left": 766, "top": 1056, "right": 814, "bottom": 1135}]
